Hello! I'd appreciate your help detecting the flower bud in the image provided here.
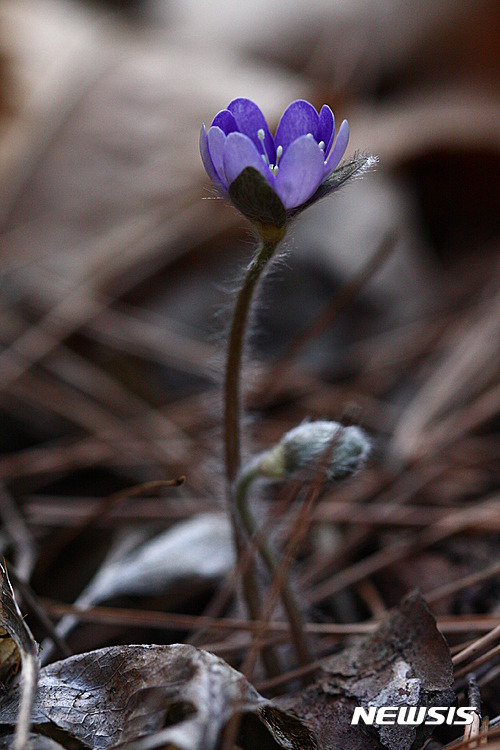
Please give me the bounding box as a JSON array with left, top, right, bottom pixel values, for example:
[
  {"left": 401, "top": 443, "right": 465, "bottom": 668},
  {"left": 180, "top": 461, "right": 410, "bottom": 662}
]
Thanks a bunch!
[{"left": 260, "top": 420, "right": 370, "bottom": 481}]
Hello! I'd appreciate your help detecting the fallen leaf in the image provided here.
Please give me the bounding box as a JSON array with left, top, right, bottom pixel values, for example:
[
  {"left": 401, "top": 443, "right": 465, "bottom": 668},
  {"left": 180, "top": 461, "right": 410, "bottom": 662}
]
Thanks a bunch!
[
  {"left": 0, "top": 643, "right": 315, "bottom": 750},
  {"left": 0, "top": 563, "right": 39, "bottom": 750},
  {"left": 276, "top": 591, "right": 455, "bottom": 750},
  {"left": 82, "top": 512, "right": 234, "bottom": 601},
  {"left": 41, "top": 513, "right": 234, "bottom": 665}
]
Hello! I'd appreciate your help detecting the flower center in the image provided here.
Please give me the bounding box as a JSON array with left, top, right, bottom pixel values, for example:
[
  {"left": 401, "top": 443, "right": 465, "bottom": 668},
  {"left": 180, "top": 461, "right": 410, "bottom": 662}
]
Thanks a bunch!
[{"left": 257, "top": 129, "right": 283, "bottom": 176}]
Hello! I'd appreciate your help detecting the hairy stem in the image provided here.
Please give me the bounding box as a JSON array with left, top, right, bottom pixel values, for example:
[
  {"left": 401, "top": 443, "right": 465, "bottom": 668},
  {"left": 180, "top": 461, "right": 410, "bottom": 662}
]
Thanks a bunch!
[
  {"left": 224, "top": 236, "right": 281, "bottom": 676},
  {"left": 235, "top": 462, "right": 313, "bottom": 668},
  {"left": 224, "top": 238, "right": 279, "bottom": 483}
]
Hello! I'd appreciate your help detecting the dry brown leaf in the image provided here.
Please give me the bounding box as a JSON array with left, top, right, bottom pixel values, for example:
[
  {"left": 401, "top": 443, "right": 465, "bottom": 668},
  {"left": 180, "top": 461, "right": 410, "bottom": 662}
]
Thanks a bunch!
[
  {"left": 0, "top": 643, "right": 315, "bottom": 750},
  {"left": 276, "top": 591, "right": 455, "bottom": 750},
  {"left": 0, "top": 562, "right": 39, "bottom": 750}
]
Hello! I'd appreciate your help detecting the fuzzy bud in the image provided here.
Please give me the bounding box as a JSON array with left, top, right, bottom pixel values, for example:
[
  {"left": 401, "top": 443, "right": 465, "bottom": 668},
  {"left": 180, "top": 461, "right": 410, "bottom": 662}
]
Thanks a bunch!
[{"left": 260, "top": 420, "right": 370, "bottom": 481}]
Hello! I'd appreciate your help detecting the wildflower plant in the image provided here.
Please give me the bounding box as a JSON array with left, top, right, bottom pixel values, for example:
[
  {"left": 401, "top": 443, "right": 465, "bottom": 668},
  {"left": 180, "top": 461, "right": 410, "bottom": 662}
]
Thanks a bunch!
[{"left": 200, "top": 97, "right": 375, "bottom": 675}]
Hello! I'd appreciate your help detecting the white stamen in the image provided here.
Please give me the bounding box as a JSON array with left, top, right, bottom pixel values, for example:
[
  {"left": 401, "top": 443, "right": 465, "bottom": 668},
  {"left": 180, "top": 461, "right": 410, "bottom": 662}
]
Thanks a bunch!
[
  {"left": 306, "top": 132, "right": 314, "bottom": 139},
  {"left": 257, "top": 128, "right": 269, "bottom": 165},
  {"left": 257, "top": 130, "right": 283, "bottom": 175},
  {"left": 318, "top": 140, "right": 325, "bottom": 150}
]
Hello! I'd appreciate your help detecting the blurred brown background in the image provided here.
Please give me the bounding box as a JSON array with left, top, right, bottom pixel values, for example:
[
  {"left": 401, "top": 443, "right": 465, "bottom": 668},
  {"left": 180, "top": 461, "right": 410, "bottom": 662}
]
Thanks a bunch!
[{"left": 0, "top": 0, "right": 499, "bottom": 679}]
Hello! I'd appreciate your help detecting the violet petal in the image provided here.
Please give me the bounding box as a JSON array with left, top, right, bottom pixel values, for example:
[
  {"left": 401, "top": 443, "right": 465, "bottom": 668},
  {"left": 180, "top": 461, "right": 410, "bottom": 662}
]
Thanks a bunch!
[
  {"left": 227, "top": 98, "right": 276, "bottom": 165},
  {"left": 275, "top": 100, "right": 319, "bottom": 154},
  {"left": 206, "top": 126, "right": 228, "bottom": 188},
  {"left": 200, "top": 124, "right": 228, "bottom": 195},
  {"left": 274, "top": 135, "right": 325, "bottom": 209},
  {"left": 318, "top": 104, "right": 335, "bottom": 155},
  {"left": 211, "top": 109, "right": 239, "bottom": 136},
  {"left": 223, "top": 132, "right": 274, "bottom": 187},
  {"left": 325, "top": 119, "right": 349, "bottom": 175}
]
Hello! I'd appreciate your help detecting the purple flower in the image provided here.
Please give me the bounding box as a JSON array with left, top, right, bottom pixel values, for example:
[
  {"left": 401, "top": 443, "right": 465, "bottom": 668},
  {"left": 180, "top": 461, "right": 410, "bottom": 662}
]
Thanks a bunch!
[{"left": 200, "top": 99, "right": 351, "bottom": 227}]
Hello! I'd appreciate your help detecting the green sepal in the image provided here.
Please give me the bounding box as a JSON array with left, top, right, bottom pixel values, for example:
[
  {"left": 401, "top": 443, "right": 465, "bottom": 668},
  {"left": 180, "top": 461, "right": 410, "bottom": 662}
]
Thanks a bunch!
[{"left": 228, "top": 167, "right": 287, "bottom": 229}]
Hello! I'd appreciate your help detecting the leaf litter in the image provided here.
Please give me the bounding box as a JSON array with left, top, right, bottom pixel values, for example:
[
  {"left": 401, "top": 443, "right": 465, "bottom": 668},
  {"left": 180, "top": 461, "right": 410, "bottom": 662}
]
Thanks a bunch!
[{"left": 0, "top": 591, "right": 455, "bottom": 750}]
